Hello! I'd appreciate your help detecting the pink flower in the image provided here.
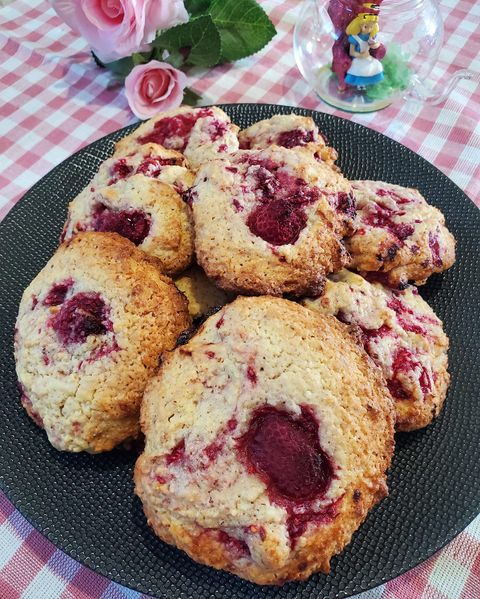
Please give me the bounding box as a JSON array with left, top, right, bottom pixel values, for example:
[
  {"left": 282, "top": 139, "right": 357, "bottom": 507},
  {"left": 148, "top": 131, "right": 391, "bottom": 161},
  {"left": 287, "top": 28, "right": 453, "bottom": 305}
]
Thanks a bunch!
[
  {"left": 125, "top": 61, "right": 187, "bottom": 119},
  {"left": 51, "top": 0, "right": 189, "bottom": 63}
]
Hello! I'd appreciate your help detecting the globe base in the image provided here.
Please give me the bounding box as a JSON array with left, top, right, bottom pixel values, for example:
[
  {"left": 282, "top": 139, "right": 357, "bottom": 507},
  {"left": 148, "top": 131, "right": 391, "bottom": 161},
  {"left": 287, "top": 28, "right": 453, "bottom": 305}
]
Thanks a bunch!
[{"left": 315, "top": 67, "right": 393, "bottom": 113}]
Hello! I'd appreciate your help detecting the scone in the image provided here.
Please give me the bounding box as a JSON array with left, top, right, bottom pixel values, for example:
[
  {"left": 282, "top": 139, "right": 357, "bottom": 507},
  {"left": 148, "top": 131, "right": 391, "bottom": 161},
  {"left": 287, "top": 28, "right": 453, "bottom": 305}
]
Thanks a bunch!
[
  {"left": 14, "top": 232, "right": 190, "bottom": 453},
  {"left": 62, "top": 174, "right": 194, "bottom": 276},
  {"left": 87, "top": 143, "right": 195, "bottom": 194},
  {"left": 302, "top": 269, "right": 450, "bottom": 431},
  {"left": 347, "top": 181, "right": 456, "bottom": 287},
  {"left": 135, "top": 296, "right": 395, "bottom": 584},
  {"left": 238, "top": 113, "right": 337, "bottom": 165},
  {"left": 192, "top": 147, "right": 353, "bottom": 297},
  {"left": 115, "top": 106, "right": 239, "bottom": 169},
  {"left": 174, "top": 265, "right": 234, "bottom": 320}
]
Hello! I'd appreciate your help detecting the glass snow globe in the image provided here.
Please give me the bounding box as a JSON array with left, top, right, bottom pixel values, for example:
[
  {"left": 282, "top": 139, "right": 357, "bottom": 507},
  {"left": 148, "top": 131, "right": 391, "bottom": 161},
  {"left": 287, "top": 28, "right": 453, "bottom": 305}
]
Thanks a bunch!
[{"left": 293, "top": 0, "right": 474, "bottom": 112}]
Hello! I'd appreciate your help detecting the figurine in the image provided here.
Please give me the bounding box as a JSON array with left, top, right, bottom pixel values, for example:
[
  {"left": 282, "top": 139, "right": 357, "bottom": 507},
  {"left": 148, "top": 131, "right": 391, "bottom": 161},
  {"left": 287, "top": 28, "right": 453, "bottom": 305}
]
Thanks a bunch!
[
  {"left": 328, "top": 1, "right": 386, "bottom": 91},
  {"left": 344, "top": 12, "right": 384, "bottom": 88}
]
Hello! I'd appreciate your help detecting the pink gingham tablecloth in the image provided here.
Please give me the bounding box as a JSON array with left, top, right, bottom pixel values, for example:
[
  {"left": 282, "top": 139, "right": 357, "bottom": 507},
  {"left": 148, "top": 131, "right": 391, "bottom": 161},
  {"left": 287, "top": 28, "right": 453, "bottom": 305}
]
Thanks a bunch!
[{"left": 0, "top": 0, "right": 479, "bottom": 597}]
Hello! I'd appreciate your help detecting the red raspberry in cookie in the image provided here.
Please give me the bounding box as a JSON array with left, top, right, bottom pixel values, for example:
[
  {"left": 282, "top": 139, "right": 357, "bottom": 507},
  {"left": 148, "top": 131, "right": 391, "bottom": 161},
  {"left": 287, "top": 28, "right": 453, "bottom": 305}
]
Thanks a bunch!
[
  {"left": 51, "top": 292, "right": 111, "bottom": 345},
  {"left": 134, "top": 296, "right": 394, "bottom": 584}
]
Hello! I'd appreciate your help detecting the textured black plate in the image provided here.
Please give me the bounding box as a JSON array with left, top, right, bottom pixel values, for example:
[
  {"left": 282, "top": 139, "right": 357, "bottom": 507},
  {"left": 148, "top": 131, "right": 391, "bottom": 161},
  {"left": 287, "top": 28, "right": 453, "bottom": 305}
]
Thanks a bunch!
[{"left": 0, "top": 104, "right": 479, "bottom": 599}]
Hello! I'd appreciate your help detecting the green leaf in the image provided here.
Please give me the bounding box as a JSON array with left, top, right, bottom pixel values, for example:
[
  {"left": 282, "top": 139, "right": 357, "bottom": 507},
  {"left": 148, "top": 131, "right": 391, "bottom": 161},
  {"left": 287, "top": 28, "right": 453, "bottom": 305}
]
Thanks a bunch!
[
  {"left": 209, "top": 0, "right": 276, "bottom": 62},
  {"left": 132, "top": 53, "right": 146, "bottom": 66},
  {"left": 102, "top": 56, "right": 135, "bottom": 78},
  {"left": 163, "top": 50, "right": 185, "bottom": 69},
  {"left": 150, "top": 46, "right": 165, "bottom": 62},
  {"left": 154, "top": 15, "right": 221, "bottom": 68},
  {"left": 183, "top": 86, "right": 202, "bottom": 106},
  {"left": 185, "top": 0, "right": 211, "bottom": 17}
]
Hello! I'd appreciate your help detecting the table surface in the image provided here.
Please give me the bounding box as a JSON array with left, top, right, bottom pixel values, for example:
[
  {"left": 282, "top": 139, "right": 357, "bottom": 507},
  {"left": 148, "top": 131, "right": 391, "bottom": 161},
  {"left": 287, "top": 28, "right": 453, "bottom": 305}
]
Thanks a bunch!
[{"left": 0, "top": 0, "right": 479, "bottom": 598}]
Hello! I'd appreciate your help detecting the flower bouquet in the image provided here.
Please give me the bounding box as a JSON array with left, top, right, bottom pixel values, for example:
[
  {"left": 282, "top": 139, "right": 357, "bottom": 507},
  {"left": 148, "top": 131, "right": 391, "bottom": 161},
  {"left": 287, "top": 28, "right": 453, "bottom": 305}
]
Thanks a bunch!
[{"left": 52, "top": 0, "right": 277, "bottom": 118}]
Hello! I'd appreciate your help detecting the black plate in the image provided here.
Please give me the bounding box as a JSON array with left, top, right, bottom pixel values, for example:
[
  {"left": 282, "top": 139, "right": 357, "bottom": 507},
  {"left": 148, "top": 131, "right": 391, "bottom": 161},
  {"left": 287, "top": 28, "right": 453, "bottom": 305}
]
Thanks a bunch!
[{"left": 0, "top": 104, "right": 479, "bottom": 599}]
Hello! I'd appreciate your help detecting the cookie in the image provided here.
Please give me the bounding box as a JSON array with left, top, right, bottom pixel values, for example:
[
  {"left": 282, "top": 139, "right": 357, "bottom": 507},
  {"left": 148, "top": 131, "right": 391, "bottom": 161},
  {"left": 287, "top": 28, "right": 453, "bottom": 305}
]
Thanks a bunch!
[
  {"left": 192, "top": 147, "right": 353, "bottom": 297},
  {"left": 302, "top": 269, "right": 450, "bottom": 431},
  {"left": 62, "top": 174, "right": 194, "bottom": 276},
  {"left": 92, "top": 143, "right": 195, "bottom": 193},
  {"left": 14, "top": 232, "right": 190, "bottom": 452},
  {"left": 115, "top": 106, "right": 239, "bottom": 169},
  {"left": 238, "top": 113, "right": 337, "bottom": 165},
  {"left": 174, "top": 265, "right": 234, "bottom": 320},
  {"left": 135, "top": 296, "right": 394, "bottom": 584},
  {"left": 346, "top": 181, "right": 456, "bottom": 287}
]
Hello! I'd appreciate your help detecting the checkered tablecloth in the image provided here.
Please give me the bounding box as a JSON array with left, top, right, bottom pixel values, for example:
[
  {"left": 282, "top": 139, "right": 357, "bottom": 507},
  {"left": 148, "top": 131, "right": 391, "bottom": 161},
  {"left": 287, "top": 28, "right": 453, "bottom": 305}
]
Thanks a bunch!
[{"left": 0, "top": 0, "right": 479, "bottom": 597}]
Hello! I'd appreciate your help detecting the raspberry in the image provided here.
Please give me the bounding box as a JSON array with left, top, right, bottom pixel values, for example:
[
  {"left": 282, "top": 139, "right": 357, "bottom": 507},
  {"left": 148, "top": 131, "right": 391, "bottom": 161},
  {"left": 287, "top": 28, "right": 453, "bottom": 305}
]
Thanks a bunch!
[
  {"left": 335, "top": 191, "right": 357, "bottom": 219},
  {"left": 166, "top": 439, "right": 185, "bottom": 466},
  {"left": 138, "top": 108, "right": 213, "bottom": 150},
  {"left": 92, "top": 203, "right": 151, "bottom": 246},
  {"left": 277, "top": 128, "right": 314, "bottom": 148},
  {"left": 109, "top": 159, "right": 133, "bottom": 184},
  {"left": 135, "top": 156, "right": 177, "bottom": 178},
  {"left": 240, "top": 406, "right": 333, "bottom": 501},
  {"left": 363, "top": 203, "right": 414, "bottom": 242},
  {"left": 239, "top": 405, "right": 337, "bottom": 546},
  {"left": 216, "top": 531, "right": 250, "bottom": 559},
  {"left": 428, "top": 231, "right": 443, "bottom": 267},
  {"left": 247, "top": 200, "right": 307, "bottom": 245},
  {"left": 43, "top": 279, "right": 73, "bottom": 306},
  {"left": 51, "top": 292, "right": 111, "bottom": 345}
]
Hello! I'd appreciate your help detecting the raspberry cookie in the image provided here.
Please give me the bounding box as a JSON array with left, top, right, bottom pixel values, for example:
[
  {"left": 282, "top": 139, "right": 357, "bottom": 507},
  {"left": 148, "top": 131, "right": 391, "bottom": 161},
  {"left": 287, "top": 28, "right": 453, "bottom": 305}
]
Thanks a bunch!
[
  {"left": 174, "top": 265, "right": 234, "bottom": 320},
  {"left": 302, "top": 270, "right": 450, "bottom": 431},
  {"left": 192, "top": 147, "right": 353, "bottom": 296},
  {"left": 347, "top": 181, "right": 456, "bottom": 287},
  {"left": 14, "top": 232, "right": 190, "bottom": 453},
  {"left": 115, "top": 106, "right": 239, "bottom": 169},
  {"left": 135, "top": 296, "right": 394, "bottom": 584},
  {"left": 92, "top": 143, "right": 194, "bottom": 193},
  {"left": 62, "top": 174, "right": 194, "bottom": 276},
  {"left": 238, "top": 114, "right": 337, "bottom": 165}
]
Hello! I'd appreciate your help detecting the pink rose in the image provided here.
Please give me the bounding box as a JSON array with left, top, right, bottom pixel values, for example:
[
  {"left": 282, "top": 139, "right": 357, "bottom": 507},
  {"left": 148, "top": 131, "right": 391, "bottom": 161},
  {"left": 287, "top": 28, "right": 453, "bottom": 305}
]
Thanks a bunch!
[
  {"left": 125, "top": 61, "right": 187, "bottom": 119},
  {"left": 51, "top": 0, "right": 189, "bottom": 63}
]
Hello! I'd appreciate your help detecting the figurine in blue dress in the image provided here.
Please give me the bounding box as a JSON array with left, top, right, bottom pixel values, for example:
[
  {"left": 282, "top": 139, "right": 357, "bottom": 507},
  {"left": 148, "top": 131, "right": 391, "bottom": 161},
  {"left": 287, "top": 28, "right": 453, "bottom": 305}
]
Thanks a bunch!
[{"left": 344, "top": 12, "right": 384, "bottom": 88}]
